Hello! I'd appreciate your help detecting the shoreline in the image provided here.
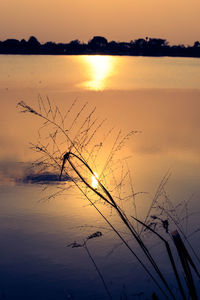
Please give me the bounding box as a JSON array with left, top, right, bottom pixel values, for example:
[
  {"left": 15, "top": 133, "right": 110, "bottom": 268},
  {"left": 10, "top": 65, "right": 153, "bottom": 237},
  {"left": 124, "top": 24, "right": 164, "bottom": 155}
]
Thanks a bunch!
[{"left": 0, "top": 53, "right": 200, "bottom": 58}]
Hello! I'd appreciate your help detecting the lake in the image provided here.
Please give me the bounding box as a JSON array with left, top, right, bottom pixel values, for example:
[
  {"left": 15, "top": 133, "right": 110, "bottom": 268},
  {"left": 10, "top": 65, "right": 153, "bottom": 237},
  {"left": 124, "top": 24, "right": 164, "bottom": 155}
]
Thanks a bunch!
[{"left": 0, "top": 55, "right": 200, "bottom": 299}]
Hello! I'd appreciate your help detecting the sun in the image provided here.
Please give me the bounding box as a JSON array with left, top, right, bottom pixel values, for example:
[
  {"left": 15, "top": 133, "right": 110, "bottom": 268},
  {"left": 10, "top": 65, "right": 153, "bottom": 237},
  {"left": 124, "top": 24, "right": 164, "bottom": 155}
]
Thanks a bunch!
[{"left": 91, "top": 172, "right": 98, "bottom": 189}]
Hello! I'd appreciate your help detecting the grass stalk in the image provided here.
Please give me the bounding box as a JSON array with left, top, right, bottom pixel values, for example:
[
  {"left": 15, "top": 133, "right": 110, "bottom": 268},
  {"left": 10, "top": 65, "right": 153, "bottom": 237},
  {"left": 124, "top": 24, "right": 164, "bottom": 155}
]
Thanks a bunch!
[
  {"left": 84, "top": 242, "right": 113, "bottom": 300},
  {"left": 60, "top": 151, "right": 177, "bottom": 299},
  {"left": 132, "top": 217, "right": 186, "bottom": 300},
  {"left": 171, "top": 230, "right": 199, "bottom": 300}
]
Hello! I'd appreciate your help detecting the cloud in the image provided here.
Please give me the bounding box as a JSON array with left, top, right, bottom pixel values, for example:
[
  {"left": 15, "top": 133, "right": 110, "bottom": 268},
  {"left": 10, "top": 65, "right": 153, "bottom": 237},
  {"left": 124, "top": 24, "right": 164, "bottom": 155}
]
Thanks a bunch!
[
  {"left": 0, "top": 161, "right": 71, "bottom": 186},
  {"left": 20, "top": 172, "right": 70, "bottom": 185}
]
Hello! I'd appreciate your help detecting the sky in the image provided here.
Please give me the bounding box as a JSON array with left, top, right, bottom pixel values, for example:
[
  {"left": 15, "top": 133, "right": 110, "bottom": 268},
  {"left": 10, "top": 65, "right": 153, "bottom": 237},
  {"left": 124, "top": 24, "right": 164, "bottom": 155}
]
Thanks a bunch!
[{"left": 0, "top": 0, "right": 199, "bottom": 45}]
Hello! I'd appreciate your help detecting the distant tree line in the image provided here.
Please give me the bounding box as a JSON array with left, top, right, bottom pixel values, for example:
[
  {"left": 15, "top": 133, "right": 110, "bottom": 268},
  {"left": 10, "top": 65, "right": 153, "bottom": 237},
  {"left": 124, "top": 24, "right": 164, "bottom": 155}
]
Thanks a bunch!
[{"left": 0, "top": 35, "right": 200, "bottom": 57}]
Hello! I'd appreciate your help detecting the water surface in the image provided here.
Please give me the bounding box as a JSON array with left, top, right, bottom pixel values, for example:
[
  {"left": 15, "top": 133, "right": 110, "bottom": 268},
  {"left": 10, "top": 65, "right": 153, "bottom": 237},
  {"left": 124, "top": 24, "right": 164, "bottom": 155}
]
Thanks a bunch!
[{"left": 0, "top": 55, "right": 200, "bottom": 299}]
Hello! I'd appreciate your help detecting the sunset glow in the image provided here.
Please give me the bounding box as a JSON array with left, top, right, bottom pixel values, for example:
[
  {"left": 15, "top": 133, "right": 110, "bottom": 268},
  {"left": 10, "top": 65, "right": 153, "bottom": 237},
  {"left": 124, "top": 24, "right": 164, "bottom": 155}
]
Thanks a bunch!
[
  {"left": 0, "top": 0, "right": 200, "bottom": 44},
  {"left": 1, "top": 0, "right": 200, "bottom": 298}
]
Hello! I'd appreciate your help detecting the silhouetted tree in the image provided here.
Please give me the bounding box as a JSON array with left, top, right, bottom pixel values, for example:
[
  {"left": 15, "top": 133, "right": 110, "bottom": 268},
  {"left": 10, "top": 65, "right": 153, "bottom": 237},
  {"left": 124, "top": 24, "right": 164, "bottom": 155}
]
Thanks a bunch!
[
  {"left": 132, "top": 38, "right": 147, "bottom": 48},
  {"left": 107, "top": 41, "right": 119, "bottom": 54},
  {"left": 146, "top": 38, "right": 169, "bottom": 55},
  {"left": 148, "top": 38, "right": 168, "bottom": 47},
  {"left": 42, "top": 41, "right": 58, "bottom": 54},
  {"left": 88, "top": 36, "right": 108, "bottom": 52},
  {"left": 1, "top": 39, "right": 20, "bottom": 53},
  {"left": 65, "top": 39, "right": 86, "bottom": 54},
  {"left": 28, "top": 36, "right": 40, "bottom": 46},
  {"left": 20, "top": 39, "right": 26, "bottom": 46},
  {"left": 193, "top": 41, "right": 200, "bottom": 48},
  {"left": 130, "top": 38, "right": 148, "bottom": 55},
  {"left": 0, "top": 35, "right": 199, "bottom": 57},
  {"left": 68, "top": 39, "right": 81, "bottom": 46},
  {"left": 27, "top": 36, "right": 41, "bottom": 53}
]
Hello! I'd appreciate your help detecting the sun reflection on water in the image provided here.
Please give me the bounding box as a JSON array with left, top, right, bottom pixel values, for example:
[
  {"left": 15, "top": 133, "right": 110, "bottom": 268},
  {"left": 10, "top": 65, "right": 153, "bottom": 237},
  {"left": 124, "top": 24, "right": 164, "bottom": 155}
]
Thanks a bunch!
[
  {"left": 91, "top": 172, "right": 98, "bottom": 189},
  {"left": 80, "top": 55, "right": 115, "bottom": 90}
]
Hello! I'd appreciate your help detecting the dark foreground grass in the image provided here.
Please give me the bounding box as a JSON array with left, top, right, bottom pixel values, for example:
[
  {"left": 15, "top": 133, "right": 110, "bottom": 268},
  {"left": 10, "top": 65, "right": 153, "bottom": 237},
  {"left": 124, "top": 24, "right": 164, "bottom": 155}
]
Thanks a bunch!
[{"left": 17, "top": 98, "right": 200, "bottom": 300}]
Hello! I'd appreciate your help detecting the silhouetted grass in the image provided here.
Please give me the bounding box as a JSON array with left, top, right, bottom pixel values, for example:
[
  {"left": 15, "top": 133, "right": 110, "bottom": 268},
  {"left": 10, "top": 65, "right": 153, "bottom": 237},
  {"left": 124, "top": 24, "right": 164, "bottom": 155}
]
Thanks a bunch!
[{"left": 18, "top": 98, "right": 200, "bottom": 300}]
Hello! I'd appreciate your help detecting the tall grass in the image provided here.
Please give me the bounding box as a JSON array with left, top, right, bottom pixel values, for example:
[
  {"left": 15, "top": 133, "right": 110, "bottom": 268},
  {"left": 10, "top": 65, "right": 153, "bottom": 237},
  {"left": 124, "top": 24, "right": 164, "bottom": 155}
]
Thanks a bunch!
[{"left": 18, "top": 98, "right": 200, "bottom": 300}]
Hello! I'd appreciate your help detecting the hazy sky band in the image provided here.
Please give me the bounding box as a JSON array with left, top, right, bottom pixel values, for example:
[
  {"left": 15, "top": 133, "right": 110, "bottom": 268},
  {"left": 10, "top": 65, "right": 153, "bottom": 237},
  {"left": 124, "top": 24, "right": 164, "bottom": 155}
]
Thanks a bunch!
[{"left": 0, "top": 0, "right": 199, "bottom": 45}]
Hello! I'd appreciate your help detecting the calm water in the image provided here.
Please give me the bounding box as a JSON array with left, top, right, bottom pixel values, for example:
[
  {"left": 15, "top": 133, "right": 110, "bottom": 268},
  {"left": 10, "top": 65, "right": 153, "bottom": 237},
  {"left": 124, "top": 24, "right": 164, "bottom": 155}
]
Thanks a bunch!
[{"left": 0, "top": 55, "right": 200, "bottom": 299}]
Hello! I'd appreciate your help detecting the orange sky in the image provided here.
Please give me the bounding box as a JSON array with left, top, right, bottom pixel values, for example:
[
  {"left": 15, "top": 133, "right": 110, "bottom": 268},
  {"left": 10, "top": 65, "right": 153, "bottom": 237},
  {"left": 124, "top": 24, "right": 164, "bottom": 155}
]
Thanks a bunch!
[{"left": 0, "top": 0, "right": 199, "bottom": 45}]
